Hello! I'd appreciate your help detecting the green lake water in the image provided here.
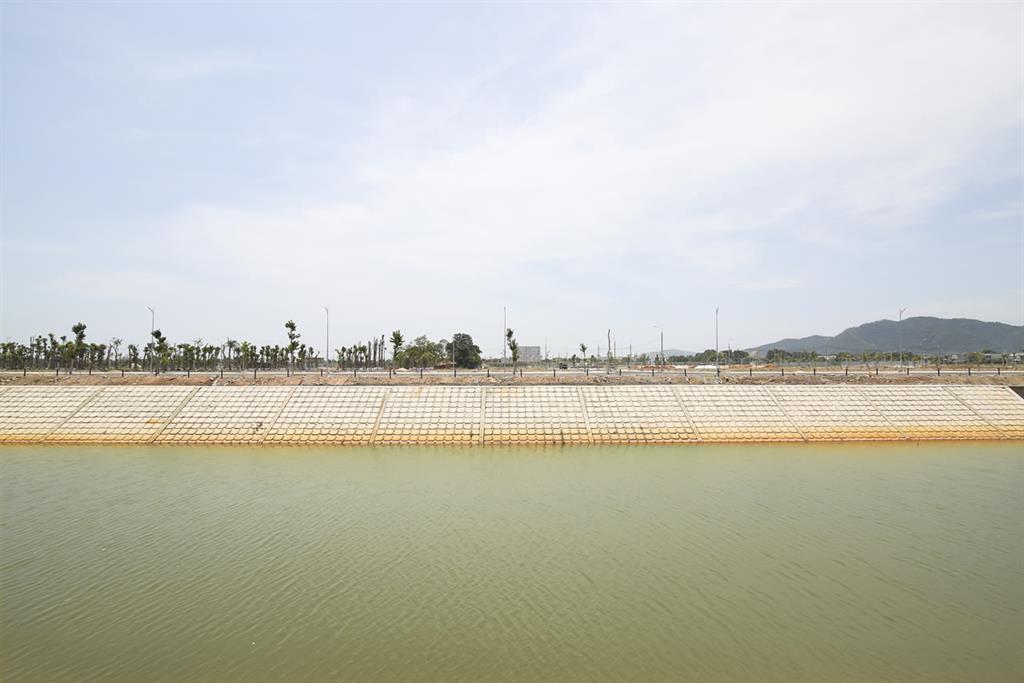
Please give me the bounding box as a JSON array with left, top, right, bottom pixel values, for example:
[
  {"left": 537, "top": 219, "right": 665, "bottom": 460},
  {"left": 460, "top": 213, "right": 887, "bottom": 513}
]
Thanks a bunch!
[{"left": 1, "top": 443, "right": 1022, "bottom": 682}]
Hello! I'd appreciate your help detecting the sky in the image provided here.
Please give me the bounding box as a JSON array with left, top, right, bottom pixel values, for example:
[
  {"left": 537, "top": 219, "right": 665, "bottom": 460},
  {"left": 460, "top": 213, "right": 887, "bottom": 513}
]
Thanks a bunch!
[{"left": 1, "top": 1, "right": 1022, "bottom": 357}]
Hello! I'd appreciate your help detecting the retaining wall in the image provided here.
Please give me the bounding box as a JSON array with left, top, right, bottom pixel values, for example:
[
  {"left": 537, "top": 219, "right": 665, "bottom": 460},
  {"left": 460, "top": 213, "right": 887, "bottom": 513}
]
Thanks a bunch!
[{"left": 0, "top": 385, "right": 1022, "bottom": 445}]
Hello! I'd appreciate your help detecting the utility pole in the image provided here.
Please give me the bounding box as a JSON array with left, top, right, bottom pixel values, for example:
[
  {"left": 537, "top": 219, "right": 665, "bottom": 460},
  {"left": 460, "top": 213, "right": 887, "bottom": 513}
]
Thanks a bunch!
[
  {"left": 147, "top": 306, "right": 155, "bottom": 373},
  {"left": 715, "top": 308, "right": 720, "bottom": 377},
  {"left": 898, "top": 308, "right": 907, "bottom": 368},
  {"left": 324, "top": 307, "right": 329, "bottom": 371}
]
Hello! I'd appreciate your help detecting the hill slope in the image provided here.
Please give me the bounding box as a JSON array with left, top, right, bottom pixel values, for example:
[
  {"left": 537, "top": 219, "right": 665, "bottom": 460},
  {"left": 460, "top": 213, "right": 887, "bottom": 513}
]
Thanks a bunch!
[{"left": 750, "top": 317, "right": 1024, "bottom": 355}]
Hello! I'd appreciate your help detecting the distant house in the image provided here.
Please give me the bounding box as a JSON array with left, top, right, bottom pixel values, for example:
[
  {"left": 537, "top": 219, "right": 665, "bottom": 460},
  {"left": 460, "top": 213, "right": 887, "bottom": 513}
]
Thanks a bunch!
[{"left": 519, "top": 346, "right": 542, "bottom": 363}]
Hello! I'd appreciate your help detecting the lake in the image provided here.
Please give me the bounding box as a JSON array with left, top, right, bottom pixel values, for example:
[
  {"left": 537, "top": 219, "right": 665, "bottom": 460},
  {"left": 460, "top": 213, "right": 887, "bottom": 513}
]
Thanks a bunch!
[{"left": 1, "top": 443, "right": 1021, "bottom": 682}]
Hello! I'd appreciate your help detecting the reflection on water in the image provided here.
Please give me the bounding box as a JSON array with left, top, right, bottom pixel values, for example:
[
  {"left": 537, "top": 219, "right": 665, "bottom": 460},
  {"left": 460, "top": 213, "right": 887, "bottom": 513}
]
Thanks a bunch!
[{"left": 1, "top": 443, "right": 1022, "bottom": 682}]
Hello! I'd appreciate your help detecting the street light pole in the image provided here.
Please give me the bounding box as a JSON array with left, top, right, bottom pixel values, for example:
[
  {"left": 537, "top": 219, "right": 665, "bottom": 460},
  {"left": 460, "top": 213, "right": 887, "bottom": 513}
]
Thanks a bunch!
[
  {"left": 324, "top": 307, "right": 329, "bottom": 371},
  {"left": 652, "top": 326, "right": 663, "bottom": 367},
  {"left": 898, "top": 308, "right": 907, "bottom": 368},
  {"left": 715, "top": 307, "right": 720, "bottom": 377},
  {"left": 147, "top": 306, "right": 155, "bottom": 373}
]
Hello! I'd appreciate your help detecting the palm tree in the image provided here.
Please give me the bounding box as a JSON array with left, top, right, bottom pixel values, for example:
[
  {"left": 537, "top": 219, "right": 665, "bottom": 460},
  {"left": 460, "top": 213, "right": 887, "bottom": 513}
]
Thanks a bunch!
[
  {"left": 225, "top": 339, "right": 238, "bottom": 370},
  {"left": 579, "top": 343, "right": 587, "bottom": 370}
]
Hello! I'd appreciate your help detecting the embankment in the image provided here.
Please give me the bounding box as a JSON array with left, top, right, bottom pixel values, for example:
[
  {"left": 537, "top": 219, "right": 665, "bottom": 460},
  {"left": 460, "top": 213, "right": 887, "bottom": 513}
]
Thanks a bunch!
[{"left": 1, "top": 385, "right": 1022, "bottom": 445}]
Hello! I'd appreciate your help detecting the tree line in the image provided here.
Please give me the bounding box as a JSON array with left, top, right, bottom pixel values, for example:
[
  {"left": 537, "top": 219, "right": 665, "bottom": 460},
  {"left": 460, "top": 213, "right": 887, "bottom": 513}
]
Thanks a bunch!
[{"left": 0, "top": 322, "right": 486, "bottom": 372}]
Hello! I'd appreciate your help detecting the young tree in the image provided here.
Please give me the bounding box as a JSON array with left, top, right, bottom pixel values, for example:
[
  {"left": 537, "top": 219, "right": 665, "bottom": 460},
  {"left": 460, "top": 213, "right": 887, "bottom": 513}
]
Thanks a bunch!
[
  {"left": 224, "top": 339, "right": 238, "bottom": 370},
  {"left": 506, "top": 328, "right": 520, "bottom": 374},
  {"left": 390, "top": 330, "right": 405, "bottom": 369},
  {"left": 284, "top": 320, "right": 301, "bottom": 369},
  {"left": 579, "top": 343, "right": 588, "bottom": 370},
  {"left": 71, "top": 322, "right": 87, "bottom": 368},
  {"left": 150, "top": 329, "right": 169, "bottom": 371},
  {"left": 110, "top": 338, "right": 123, "bottom": 368}
]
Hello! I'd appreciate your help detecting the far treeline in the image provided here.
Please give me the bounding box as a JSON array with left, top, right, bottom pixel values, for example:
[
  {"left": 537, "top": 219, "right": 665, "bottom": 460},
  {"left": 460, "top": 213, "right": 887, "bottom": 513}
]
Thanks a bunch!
[
  {"left": 0, "top": 321, "right": 488, "bottom": 372},
  {"left": 1, "top": 321, "right": 1019, "bottom": 372}
]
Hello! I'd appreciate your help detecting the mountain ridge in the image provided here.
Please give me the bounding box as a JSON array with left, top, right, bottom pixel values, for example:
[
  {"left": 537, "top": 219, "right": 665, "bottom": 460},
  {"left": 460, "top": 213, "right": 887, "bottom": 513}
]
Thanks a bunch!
[{"left": 749, "top": 317, "right": 1024, "bottom": 355}]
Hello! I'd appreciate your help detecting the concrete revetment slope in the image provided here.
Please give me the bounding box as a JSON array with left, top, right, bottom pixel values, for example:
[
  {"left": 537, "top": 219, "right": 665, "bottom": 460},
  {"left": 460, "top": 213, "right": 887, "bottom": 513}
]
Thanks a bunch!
[{"left": 0, "top": 385, "right": 1021, "bottom": 445}]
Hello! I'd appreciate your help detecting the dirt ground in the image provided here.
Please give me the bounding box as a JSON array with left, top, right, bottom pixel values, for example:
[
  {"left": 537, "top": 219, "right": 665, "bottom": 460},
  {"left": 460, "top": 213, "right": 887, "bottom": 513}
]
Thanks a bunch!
[{"left": 3, "top": 370, "right": 1021, "bottom": 387}]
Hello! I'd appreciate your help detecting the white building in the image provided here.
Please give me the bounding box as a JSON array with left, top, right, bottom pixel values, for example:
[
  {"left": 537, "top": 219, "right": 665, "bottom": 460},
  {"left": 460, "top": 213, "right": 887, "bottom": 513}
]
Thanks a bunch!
[{"left": 519, "top": 346, "right": 542, "bottom": 363}]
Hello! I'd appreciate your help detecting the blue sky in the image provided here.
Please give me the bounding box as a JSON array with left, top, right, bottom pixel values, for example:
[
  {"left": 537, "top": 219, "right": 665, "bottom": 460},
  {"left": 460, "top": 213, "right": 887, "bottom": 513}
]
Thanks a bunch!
[{"left": 1, "top": 1, "right": 1021, "bottom": 357}]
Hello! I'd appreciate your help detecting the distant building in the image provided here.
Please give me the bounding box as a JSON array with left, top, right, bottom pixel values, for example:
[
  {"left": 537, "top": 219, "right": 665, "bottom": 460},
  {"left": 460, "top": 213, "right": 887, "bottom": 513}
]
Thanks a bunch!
[{"left": 519, "top": 346, "right": 542, "bottom": 363}]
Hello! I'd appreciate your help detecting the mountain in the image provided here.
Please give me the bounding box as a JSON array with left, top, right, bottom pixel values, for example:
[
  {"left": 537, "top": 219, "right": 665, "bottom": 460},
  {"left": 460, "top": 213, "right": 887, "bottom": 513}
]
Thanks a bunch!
[
  {"left": 749, "top": 317, "right": 1024, "bottom": 355},
  {"left": 649, "top": 348, "right": 696, "bottom": 358}
]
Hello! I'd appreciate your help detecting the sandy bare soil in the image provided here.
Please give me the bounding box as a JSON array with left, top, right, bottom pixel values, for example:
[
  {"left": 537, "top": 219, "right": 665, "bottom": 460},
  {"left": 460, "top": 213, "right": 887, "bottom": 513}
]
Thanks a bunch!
[{"left": 2, "top": 370, "right": 1020, "bottom": 387}]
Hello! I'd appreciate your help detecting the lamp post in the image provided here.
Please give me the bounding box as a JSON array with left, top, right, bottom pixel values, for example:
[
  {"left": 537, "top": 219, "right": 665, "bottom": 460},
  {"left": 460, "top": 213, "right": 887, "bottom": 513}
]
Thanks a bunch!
[
  {"left": 897, "top": 309, "right": 905, "bottom": 368},
  {"left": 147, "top": 306, "right": 155, "bottom": 373},
  {"left": 652, "top": 325, "right": 663, "bottom": 367},
  {"left": 324, "top": 307, "right": 330, "bottom": 372},
  {"left": 715, "top": 308, "right": 720, "bottom": 378}
]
